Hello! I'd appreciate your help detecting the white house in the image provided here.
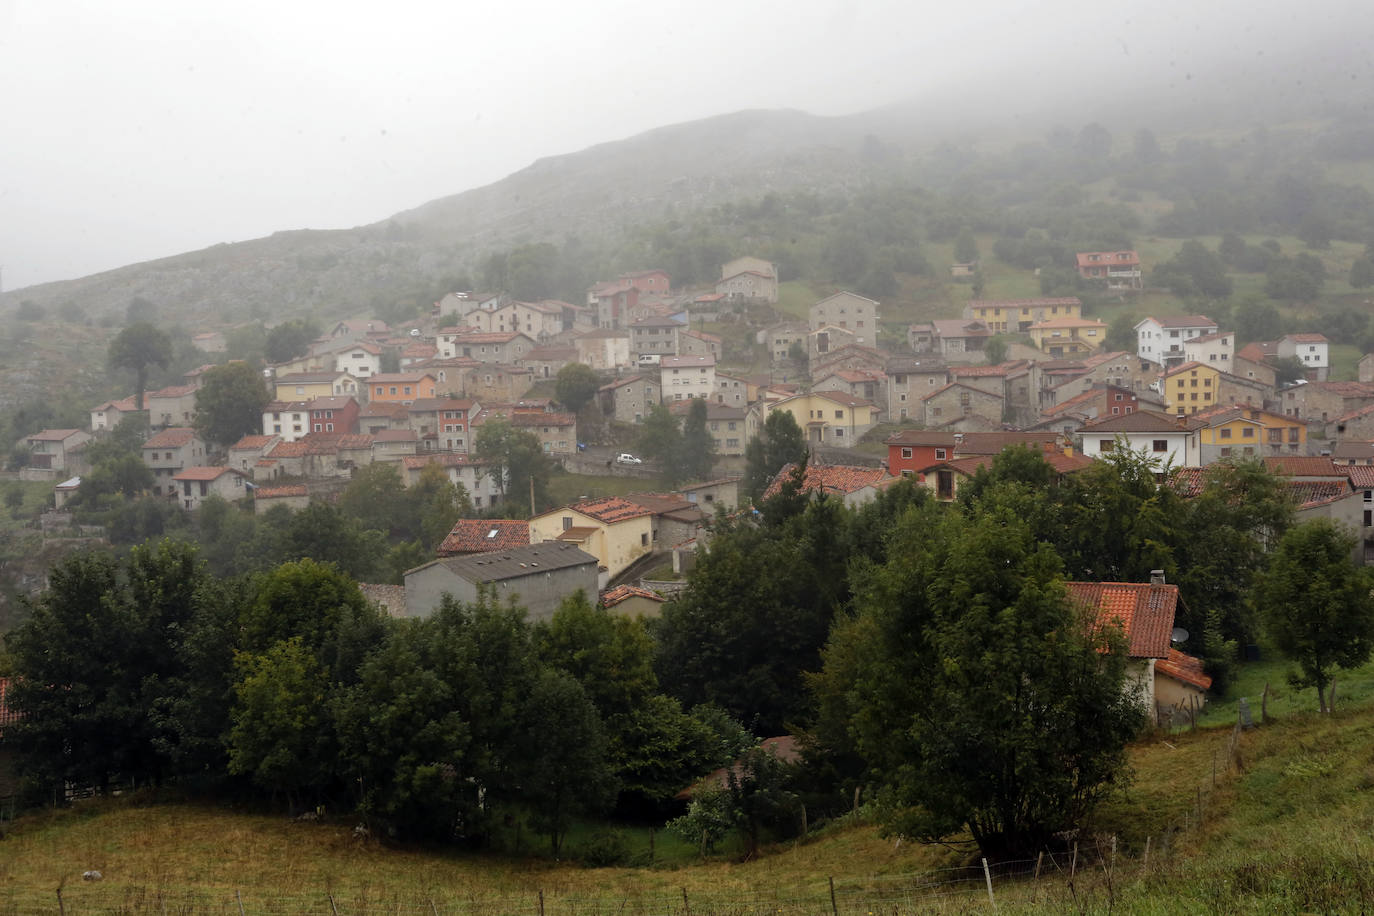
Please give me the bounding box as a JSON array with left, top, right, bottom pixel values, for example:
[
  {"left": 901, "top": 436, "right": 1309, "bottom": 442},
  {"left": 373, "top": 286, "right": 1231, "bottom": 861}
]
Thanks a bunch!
[
  {"left": 1181, "top": 330, "right": 1234, "bottom": 368},
  {"left": 1135, "top": 315, "right": 1218, "bottom": 367},
  {"left": 1277, "top": 333, "right": 1330, "bottom": 381},
  {"left": 659, "top": 354, "right": 717, "bottom": 403},
  {"left": 1077, "top": 409, "right": 1193, "bottom": 467}
]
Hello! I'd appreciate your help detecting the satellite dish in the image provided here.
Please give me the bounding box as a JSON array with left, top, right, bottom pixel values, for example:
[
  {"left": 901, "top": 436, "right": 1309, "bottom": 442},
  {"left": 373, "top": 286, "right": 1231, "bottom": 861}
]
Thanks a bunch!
[{"left": 1171, "top": 627, "right": 1189, "bottom": 644}]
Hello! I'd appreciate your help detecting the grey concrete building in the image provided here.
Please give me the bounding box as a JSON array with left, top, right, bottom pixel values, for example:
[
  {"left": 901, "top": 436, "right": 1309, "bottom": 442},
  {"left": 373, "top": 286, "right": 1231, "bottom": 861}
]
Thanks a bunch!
[{"left": 404, "top": 543, "right": 598, "bottom": 621}]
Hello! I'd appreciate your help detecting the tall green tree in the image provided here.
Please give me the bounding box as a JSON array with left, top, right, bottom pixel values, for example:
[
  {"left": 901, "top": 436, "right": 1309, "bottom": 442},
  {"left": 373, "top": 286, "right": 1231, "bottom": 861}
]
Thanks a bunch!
[
  {"left": 4, "top": 541, "right": 214, "bottom": 798},
  {"left": 108, "top": 322, "right": 173, "bottom": 410},
  {"left": 679, "top": 398, "right": 718, "bottom": 483},
  {"left": 474, "top": 416, "right": 553, "bottom": 513},
  {"left": 227, "top": 637, "right": 334, "bottom": 808},
  {"left": 637, "top": 403, "right": 683, "bottom": 481},
  {"left": 264, "top": 319, "right": 321, "bottom": 364},
  {"left": 516, "top": 671, "right": 616, "bottom": 854},
  {"left": 554, "top": 362, "right": 600, "bottom": 415},
  {"left": 743, "top": 410, "right": 808, "bottom": 503},
  {"left": 827, "top": 504, "right": 1143, "bottom": 857},
  {"left": 194, "top": 361, "right": 270, "bottom": 447},
  {"left": 1255, "top": 520, "right": 1374, "bottom": 713}
]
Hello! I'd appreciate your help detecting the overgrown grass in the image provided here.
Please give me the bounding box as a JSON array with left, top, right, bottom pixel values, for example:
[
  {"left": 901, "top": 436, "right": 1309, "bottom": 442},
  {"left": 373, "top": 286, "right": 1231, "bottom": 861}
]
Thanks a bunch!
[
  {"left": 8, "top": 682, "right": 1374, "bottom": 913},
  {"left": 546, "top": 471, "right": 657, "bottom": 507}
]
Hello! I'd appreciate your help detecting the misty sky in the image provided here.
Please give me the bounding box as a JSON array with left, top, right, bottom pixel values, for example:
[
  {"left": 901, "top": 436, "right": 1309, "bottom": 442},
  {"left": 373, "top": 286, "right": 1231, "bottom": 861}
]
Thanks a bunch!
[{"left": 0, "top": 0, "right": 1368, "bottom": 291}]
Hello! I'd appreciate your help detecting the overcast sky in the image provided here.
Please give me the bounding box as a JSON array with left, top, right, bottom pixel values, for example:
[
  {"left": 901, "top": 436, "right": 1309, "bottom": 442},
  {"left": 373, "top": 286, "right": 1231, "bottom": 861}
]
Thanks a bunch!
[{"left": 0, "top": 0, "right": 1368, "bottom": 291}]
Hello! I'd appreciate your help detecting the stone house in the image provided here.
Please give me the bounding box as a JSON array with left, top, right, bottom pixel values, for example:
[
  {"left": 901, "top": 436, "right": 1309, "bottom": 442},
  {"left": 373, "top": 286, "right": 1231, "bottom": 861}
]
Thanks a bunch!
[
  {"left": 141, "top": 428, "right": 209, "bottom": 497},
  {"left": 921, "top": 382, "right": 1003, "bottom": 428},
  {"left": 172, "top": 466, "right": 248, "bottom": 510}
]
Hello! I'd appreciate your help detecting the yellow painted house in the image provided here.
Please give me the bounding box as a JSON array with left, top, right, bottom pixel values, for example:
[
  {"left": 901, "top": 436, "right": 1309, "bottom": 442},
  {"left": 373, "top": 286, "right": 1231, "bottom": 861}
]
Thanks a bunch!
[
  {"left": 1184, "top": 405, "right": 1307, "bottom": 466},
  {"left": 962, "top": 297, "right": 1082, "bottom": 333},
  {"left": 273, "top": 371, "right": 360, "bottom": 401},
  {"left": 528, "top": 496, "right": 654, "bottom": 587},
  {"left": 767, "top": 391, "right": 882, "bottom": 445},
  {"left": 1162, "top": 361, "right": 1221, "bottom": 416},
  {"left": 1028, "top": 317, "right": 1108, "bottom": 358}
]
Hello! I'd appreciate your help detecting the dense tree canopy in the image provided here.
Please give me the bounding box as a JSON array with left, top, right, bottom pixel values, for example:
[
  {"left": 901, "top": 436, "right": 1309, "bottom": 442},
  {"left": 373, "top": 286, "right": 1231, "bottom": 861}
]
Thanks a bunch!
[
  {"left": 1256, "top": 521, "right": 1374, "bottom": 713},
  {"left": 194, "top": 361, "right": 271, "bottom": 447}
]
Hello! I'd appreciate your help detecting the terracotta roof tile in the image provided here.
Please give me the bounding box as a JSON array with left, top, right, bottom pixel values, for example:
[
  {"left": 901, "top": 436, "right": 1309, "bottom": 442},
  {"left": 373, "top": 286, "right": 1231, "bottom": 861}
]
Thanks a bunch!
[
  {"left": 1156, "top": 649, "right": 1213, "bottom": 690},
  {"left": 173, "top": 466, "right": 241, "bottom": 482},
  {"left": 142, "top": 427, "right": 199, "bottom": 449},
  {"left": 1064, "top": 581, "right": 1178, "bottom": 659},
  {"left": 568, "top": 496, "right": 654, "bottom": 524},
  {"left": 437, "top": 520, "right": 530, "bottom": 556},
  {"left": 253, "top": 484, "right": 308, "bottom": 498},
  {"left": 1262, "top": 456, "right": 1343, "bottom": 477},
  {"left": 230, "top": 435, "right": 277, "bottom": 450},
  {"left": 762, "top": 463, "right": 890, "bottom": 500},
  {"left": 601, "top": 584, "right": 666, "bottom": 607}
]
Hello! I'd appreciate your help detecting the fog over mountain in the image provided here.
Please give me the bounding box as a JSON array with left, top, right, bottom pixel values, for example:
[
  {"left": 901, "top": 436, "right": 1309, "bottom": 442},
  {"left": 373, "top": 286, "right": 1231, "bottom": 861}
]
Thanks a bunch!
[{"left": 0, "top": 0, "right": 1369, "bottom": 299}]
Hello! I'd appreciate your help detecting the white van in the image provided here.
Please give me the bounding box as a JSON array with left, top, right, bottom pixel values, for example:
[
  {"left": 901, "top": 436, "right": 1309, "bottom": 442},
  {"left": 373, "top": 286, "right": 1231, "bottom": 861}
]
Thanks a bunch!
[{"left": 637, "top": 353, "right": 661, "bottom": 367}]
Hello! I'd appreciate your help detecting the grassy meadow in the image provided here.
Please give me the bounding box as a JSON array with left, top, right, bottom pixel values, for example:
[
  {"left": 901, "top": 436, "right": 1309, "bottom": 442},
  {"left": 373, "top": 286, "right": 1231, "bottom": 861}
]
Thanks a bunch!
[{"left": 6, "top": 650, "right": 1374, "bottom": 913}]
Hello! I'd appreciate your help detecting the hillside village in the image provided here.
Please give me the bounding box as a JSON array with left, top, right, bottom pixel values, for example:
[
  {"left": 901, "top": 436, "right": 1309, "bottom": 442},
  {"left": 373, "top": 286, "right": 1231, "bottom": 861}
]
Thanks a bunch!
[{"left": 7, "top": 245, "right": 1374, "bottom": 744}]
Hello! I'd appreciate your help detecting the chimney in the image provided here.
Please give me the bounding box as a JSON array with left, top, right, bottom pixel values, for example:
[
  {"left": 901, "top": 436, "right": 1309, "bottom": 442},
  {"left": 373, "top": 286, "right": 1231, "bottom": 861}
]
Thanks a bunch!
[{"left": 1150, "top": 569, "right": 1166, "bottom": 586}]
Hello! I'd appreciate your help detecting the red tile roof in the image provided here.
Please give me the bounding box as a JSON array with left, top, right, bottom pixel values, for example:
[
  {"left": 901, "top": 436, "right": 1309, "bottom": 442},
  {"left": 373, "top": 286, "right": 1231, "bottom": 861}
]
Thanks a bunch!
[
  {"left": 1262, "top": 456, "right": 1344, "bottom": 477},
  {"left": 267, "top": 441, "right": 310, "bottom": 458},
  {"left": 1156, "top": 649, "right": 1212, "bottom": 690},
  {"left": 142, "top": 427, "right": 199, "bottom": 449},
  {"left": 1287, "top": 480, "right": 1353, "bottom": 509},
  {"left": 254, "top": 484, "right": 308, "bottom": 498},
  {"left": 1064, "top": 581, "right": 1178, "bottom": 659},
  {"left": 173, "top": 466, "right": 241, "bottom": 482},
  {"left": 438, "top": 519, "right": 530, "bottom": 556},
  {"left": 1347, "top": 466, "right": 1374, "bottom": 489},
  {"left": 230, "top": 434, "right": 278, "bottom": 450},
  {"left": 569, "top": 496, "right": 655, "bottom": 524},
  {"left": 147, "top": 384, "right": 197, "bottom": 398},
  {"left": 1285, "top": 333, "right": 1329, "bottom": 344},
  {"left": 1147, "top": 315, "right": 1216, "bottom": 330},
  {"left": 762, "top": 463, "right": 891, "bottom": 500},
  {"left": 28, "top": 428, "right": 83, "bottom": 442},
  {"left": 1076, "top": 251, "right": 1139, "bottom": 268},
  {"left": 601, "top": 584, "right": 666, "bottom": 608},
  {"left": 1080, "top": 409, "right": 1188, "bottom": 433}
]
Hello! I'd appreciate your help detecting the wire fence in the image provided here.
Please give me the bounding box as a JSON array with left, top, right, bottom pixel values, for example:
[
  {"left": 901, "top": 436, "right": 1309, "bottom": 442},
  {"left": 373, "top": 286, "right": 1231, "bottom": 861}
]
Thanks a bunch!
[{"left": 0, "top": 726, "right": 1250, "bottom": 915}]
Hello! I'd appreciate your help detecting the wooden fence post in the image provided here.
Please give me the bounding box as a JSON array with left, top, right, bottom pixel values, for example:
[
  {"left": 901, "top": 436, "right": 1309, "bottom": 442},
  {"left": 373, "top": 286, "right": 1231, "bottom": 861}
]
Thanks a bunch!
[
  {"left": 1261, "top": 682, "right": 1269, "bottom": 724},
  {"left": 1034, "top": 851, "right": 1043, "bottom": 879},
  {"left": 539, "top": 889, "right": 545, "bottom": 916},
  {"left": 982, "top": 858, "right": 996, "bottom": 909},
  {"left": 236, "top": 890, "right": 246, "bottom": 916},
  {"left": 829, "top": 876, "right": 838, "bottom": 916},
  {"left": 1070, "top": 843, "right": 1078, "bottom": 879},
  {"left": 682, "top": 887, "right": 690, "bottom": 916},
  {"left": 1142, "top": 836, "right": 1151, "bottom": 873}
]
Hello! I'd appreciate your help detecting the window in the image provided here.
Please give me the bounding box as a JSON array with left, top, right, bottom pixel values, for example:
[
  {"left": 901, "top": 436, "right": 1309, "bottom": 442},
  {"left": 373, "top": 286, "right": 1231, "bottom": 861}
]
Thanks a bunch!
[
  {"left": 1221, "top": 447, "right": 1232, "bottom": 457},
  {"left": 562, "top": 516, "right": 573, "bottom": 531},
  {"left": 935, "top": 448, "right": 947, "bottom": 460},
  {"left": 834, "top": 428, "right": 844, "bottom": 438},
  {"left": 901, "top": 447, "right": 913, "bottom": 459},
  {"left": 1242, "top": 427, "right": 1254, "bottom": 438},
  {"left": 1152, "top": 440, "right": 1168, "bottom": 453},
  {"left": 1289, "top": 427, "right": 1300, "bottom": 443},
  {"left": 1099, "top": 440, "right": 1114, "bottom": 452},
  {"left": 835, "top": 410, "right": 844, "bottom": 419}
]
